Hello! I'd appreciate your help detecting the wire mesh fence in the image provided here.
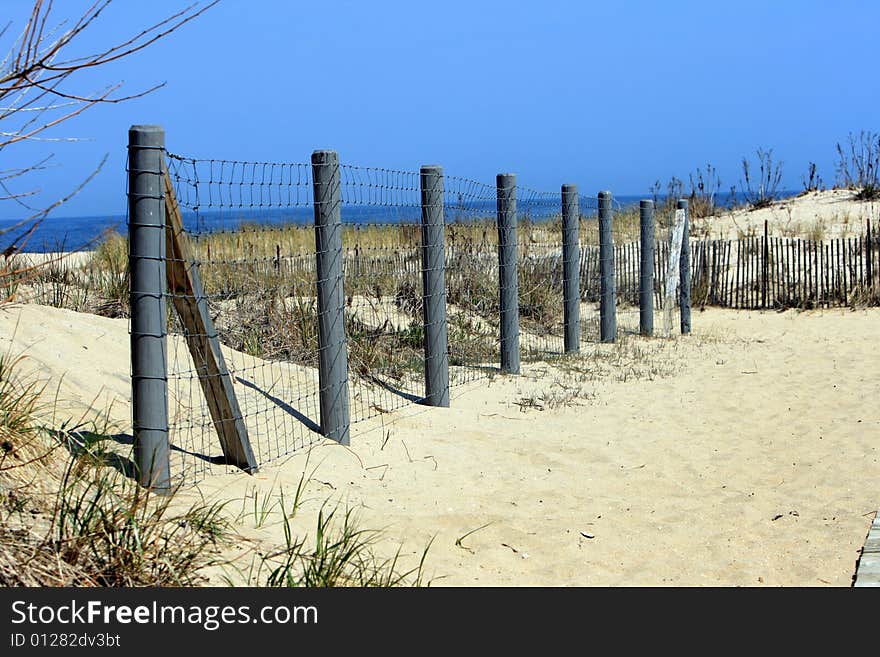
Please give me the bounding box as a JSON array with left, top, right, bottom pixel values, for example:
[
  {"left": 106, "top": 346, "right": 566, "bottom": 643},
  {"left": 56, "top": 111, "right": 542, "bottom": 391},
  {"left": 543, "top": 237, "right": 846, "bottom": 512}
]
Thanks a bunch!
[
  {"left": 610, "top": 198, "right": 644, "bottom": 338},
  {"left": 127, "top": 132, "right": 699, "bottom": 487},
  {"left": 442, "top": 175, "right": 501, "bottom": 386},
  {"left": 164, "top": 154, "right": 321, "bottom": 484},
  {"left": 8, "top": 127, "right": 880, "bottom": 489},
  {"left": 517, "top": 186, "right": 565, "bottom": 360},
  {"left": 576, "top": 193, "right": 604, "bottom": 342},
  {"left": 337, "top": 164, "right": 425, "bottom": 423}
]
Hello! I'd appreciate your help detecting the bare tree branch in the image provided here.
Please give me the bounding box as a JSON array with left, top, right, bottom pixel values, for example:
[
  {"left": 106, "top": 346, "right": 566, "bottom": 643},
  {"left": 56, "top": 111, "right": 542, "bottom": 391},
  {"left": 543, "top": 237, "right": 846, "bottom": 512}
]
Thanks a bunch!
[
  {"left": 0, "top": 154, "right": 54, "bottom": 181},
  {"left": 0, "top": 0, "right": 217, "bottom": 251},
  {"left": 0, "top": 153, "right": 107, "bottom": 256}
]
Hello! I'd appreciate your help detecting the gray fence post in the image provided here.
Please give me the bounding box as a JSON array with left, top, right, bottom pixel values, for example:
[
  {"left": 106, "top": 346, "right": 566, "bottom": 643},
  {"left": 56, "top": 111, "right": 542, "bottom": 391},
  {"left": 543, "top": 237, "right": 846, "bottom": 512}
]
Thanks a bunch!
[
  {"left": 311, "top": 150, "right": 351, "bottom": 445},
  {"left": 128, "top": 125, "right": 170, "bottom": 490},
  {"left": 562, "top": 184, "right": 580, "bottom": 353},
  {"left": 639, "top": 199, "right": 655, "bottom": 337},
  {"left": 496, "top": 173, "right": 520, "bottom": 374},
  {"left": 420, "top": 165, "right": 449, "bottom": 407},
  {"left": 598, "top": 190, "right": 617, "bottom": 343},
  {"left": 678, "top": 198, "right": 691, "bottom": 334}
]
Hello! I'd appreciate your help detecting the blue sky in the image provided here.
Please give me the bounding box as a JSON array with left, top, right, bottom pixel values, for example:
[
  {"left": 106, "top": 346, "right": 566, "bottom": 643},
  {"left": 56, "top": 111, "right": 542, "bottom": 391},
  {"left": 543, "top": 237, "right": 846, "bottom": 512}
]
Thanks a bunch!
[{"left": 2, "top": 0, "right": 878, "bottom": 220}]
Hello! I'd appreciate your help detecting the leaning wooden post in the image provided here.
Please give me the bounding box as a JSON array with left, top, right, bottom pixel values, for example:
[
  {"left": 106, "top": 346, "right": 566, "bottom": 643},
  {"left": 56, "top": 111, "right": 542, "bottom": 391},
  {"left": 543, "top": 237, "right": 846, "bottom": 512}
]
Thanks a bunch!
[{"left": 163, "top": 169, "right": 257, "bottom": 473}]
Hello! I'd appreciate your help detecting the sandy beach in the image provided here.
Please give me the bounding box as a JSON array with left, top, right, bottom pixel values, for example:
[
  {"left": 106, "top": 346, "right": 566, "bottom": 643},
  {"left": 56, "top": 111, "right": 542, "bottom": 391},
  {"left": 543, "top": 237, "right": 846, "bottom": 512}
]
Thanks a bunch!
[
  {"left": 2, "top": 183, "right": 878, "bottom": 586},
  {"left": 2, "top": 300, "right": 877, "bottom": 586}
]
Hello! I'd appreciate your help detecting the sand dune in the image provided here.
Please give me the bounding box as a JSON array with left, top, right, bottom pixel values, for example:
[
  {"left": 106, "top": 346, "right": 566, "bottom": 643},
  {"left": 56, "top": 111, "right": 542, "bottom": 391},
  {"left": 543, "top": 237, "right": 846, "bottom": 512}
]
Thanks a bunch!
[
  {"left": 696, "top": 189, "right": 879, "bottom": 240},
  {"left": 2, "top": 301, "right": 877, "bottom": 585}
]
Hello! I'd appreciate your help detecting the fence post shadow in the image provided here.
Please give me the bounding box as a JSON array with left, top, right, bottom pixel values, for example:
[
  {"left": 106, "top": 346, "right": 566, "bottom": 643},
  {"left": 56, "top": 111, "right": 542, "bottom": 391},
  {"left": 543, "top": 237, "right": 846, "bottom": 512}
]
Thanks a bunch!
[
  {"left": 235, "top": 376, "right": 321, "bottom": 434},
  {"left": 52, "top": 430, "right": 226, "bottom": 484}
]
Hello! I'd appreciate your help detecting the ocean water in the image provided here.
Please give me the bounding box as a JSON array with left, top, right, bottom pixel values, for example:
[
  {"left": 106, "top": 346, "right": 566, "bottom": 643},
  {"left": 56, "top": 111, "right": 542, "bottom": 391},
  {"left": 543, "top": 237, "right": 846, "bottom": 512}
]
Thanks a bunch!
[{"left": 1, "top": 190, "right": 800, "bottom": 253}]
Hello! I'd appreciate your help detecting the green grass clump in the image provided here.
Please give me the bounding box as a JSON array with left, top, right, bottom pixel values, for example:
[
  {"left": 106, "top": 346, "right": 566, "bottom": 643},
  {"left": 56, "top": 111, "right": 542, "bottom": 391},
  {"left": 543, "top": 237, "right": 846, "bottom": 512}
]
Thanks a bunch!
[
  {"left": 87, "top": 231, "right": 130, "bottom": 317},
  {"left": 252, "top": 502, "right": 431, "bottom": 587},
  {"left": 52, "top": 459, "right": 228, "bottom": 586},
  {"left": 0, "top": 351, "right": 45, "bottom": 460},
  {"left": 0, "top": 248, "right": 431, "bottom": 587}
]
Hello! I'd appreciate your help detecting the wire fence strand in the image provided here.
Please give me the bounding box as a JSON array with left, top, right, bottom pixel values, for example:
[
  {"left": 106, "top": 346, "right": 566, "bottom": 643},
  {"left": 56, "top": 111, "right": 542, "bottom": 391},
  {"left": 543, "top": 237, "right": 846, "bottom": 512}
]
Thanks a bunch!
[{"left": 156, "top": 151, "right": 696, "bottom": 485}]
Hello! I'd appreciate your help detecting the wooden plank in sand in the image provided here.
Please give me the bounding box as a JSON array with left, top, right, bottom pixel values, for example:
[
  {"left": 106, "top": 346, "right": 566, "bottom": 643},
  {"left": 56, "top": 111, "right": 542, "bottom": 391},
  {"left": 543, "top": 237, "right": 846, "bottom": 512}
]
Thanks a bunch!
[
  {"left": 854, "top": 511, "right": 880, "bottom": 587},
  {"left": 163, "top": 168, "right": 258, "bottom": 474}
]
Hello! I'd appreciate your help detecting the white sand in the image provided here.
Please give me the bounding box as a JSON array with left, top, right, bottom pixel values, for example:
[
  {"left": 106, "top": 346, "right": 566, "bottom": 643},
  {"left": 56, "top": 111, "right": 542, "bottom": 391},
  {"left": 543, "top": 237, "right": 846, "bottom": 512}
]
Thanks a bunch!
[{"left": 2, "top": 301, "right": 877, "bottom": 586}]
